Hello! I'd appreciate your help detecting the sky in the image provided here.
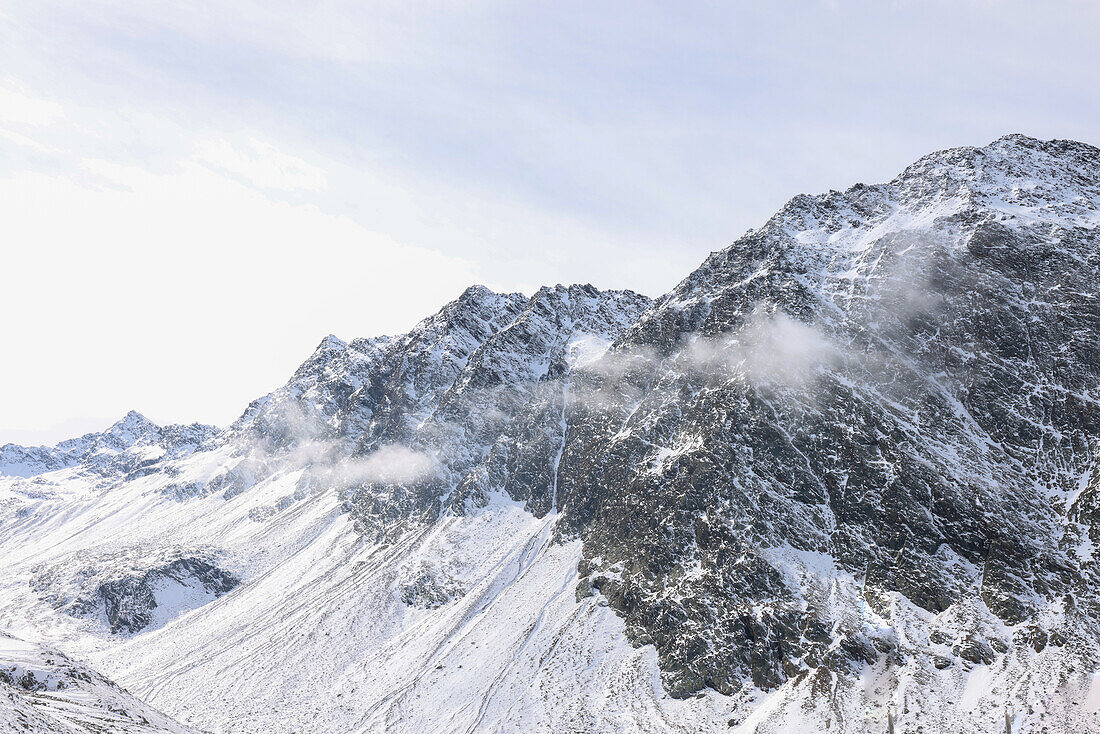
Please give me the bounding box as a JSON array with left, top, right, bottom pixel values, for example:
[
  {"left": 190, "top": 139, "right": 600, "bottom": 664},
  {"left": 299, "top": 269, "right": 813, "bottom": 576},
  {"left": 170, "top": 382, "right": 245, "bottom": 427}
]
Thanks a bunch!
[{"left": 1, "top": 0, "right": 1098, "bottom": 444}]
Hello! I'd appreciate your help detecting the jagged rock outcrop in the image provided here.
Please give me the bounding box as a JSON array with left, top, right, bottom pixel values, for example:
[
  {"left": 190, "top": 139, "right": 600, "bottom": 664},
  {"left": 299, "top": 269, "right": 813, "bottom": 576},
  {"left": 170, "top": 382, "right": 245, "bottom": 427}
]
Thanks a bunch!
[
  {"left": 187, "top": 135, "right": 1097, "bottom": 701},
  {"left": 73, "top": 558, "right": 239, "bottom": 634},
  {"left": 217, "top": 283, "right": 652, "bottom": 538},
  {"left": 31, "top": 551, "right": 240, "bottom": 635}
]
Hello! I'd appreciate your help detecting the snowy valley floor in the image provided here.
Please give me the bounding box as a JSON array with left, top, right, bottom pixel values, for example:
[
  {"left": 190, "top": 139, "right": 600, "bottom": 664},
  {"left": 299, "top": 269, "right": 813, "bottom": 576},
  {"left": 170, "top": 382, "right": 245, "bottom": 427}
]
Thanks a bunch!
[
  {"left": 0, "top": 460, "right": 737, "bottom": 733},
  {"left": 3, "top": 460, "right": 1100, "bottom": 733}
]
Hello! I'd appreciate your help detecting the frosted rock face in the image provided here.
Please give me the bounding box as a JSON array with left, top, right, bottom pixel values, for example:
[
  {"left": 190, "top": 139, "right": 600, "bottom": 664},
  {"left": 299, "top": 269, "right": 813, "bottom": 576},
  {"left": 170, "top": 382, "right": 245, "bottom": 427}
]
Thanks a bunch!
[
  {"left": 215, "top": 135, "right": 1098, "bottom": 701},
  {"left": 74, "top": 558, "right": 239, "bottom": 634},
  {"left": 225, "top": 282, "right": 653, "bottom": 538},
  {"left": 556, "top": 134, "right": 1100, "bottom": 695},
  {"left": 30, "top": 550, "right": 240, "bottom": 635}
]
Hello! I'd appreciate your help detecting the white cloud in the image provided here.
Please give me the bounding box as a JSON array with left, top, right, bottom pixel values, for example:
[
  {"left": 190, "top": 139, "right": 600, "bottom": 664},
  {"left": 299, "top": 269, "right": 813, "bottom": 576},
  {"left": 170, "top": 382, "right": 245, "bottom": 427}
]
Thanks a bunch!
[
  {"left": 195, "top": 137, "right": 328, "bottom": 192},
  {"left": 0, "top": 84, "right": 64, "bottom": 126},
  {"left": 339, "top": 445, "right": 438, "bottom": 485},
  {"left": 680, "top": 311, "right": 839, "bottom": 387},
  {"left": 0, "top": 125, "right": 57, "bottom": 153},
  {"left": 570, "top": 311, "right": 838, "bottom": 415}
]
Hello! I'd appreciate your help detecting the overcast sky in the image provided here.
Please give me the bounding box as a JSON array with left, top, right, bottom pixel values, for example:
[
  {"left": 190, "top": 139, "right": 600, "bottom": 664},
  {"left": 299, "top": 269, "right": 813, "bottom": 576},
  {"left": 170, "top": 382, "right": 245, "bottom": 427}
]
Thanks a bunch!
[{"left": 2, "top": 0, "right": 1098, "bottom": 444}]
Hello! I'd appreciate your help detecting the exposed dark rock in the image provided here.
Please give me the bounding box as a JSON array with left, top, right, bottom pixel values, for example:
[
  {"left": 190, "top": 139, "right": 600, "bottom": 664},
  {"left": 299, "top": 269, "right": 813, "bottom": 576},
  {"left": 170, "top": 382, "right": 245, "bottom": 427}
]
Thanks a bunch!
[
  {"left": 68, "top": 558, "right": 239, "bottom": 634},
  {"left": 399, "top": 571, "right": 464, "bottom": 609}
]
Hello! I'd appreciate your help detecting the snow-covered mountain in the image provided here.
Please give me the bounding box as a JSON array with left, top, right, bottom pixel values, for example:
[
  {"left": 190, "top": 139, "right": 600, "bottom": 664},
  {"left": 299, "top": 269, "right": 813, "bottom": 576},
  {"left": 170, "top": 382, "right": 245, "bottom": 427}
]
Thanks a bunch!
[
  {"left": 0, "top": 412, "right": 217, "bottom": 480},
  {"left": 1, "top": 134, "right": 1098, "bottom": 733}
]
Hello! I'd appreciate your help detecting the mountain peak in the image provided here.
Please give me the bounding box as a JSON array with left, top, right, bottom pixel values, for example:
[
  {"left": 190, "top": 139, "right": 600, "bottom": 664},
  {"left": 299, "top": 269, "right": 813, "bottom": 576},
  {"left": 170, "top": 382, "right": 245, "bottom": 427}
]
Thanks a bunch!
[
  {"left": 987, "top": 131, "right": 1100, "bottom": 157},
  {"left": 458, "top": 283, "right": 498, "bottom": 299},
  {"left": 317, "top": 334, "right": 346, "bottom": 351},
  {"left": 454, "top": 284, "right": 517, "bottom": 308},
  {"left": 893, "top": 133, "right": 1100, "bottom": 196},
  {"left": 106, "top": 410, "right": 158, "bottom": 436}
]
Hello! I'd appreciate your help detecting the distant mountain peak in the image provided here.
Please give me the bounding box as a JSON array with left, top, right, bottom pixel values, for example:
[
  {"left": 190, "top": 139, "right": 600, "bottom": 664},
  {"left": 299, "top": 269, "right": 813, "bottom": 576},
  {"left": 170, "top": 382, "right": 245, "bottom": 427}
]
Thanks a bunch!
[
  {"left": 317, "top": 334, "right": 347, "bottom": 351},
  {"left": 105, "top": 410, "right": 158, "bottom": 437}
]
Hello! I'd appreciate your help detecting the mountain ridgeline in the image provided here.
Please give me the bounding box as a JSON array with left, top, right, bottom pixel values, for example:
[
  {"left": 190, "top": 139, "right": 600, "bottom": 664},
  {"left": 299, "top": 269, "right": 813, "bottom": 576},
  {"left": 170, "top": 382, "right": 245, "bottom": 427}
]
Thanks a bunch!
[{"left": 2, "top": 134, "right": 1098, "bottom": 732}]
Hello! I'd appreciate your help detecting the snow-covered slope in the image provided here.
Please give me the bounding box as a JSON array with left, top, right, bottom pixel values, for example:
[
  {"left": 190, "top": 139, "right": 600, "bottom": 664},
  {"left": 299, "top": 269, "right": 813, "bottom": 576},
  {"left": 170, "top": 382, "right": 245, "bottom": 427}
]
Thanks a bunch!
[
  {"left": 0, "top": 632, "right": 198, "bottom": 733},
  {"left": 1, "top": 135, "right": 1098, "bottom": 733}
]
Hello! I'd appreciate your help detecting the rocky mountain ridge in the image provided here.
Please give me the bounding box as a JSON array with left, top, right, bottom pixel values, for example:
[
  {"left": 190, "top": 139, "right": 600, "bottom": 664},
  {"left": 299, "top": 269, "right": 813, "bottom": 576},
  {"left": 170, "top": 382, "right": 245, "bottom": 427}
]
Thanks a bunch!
[{"left": 0, "top": 412, "right": 217, "bottom": 481}]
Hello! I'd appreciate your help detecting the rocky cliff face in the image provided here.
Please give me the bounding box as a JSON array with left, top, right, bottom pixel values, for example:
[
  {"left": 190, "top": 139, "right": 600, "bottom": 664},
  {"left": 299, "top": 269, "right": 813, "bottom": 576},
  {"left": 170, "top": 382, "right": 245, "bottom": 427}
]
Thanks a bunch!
[
  {"left": 206, "top": 134, "right": 1097, "bottom": 704},
  {"left": 555, "top": 134, "right": 1100, "bottom": 696},
  {"left": 212, "top": 282, "right": 652, "bottom": 538},
  {"left": 0, "top": 632, "right": 197, "bottom": 733}
]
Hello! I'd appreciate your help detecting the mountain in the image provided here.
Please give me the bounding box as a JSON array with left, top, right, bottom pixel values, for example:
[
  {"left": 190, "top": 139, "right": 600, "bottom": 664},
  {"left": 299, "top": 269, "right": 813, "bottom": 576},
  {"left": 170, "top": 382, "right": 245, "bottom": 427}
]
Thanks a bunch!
[
  {"left": 560, "top": 133, "right": 1100, "bottom": 701},
  {"left": 0, "top": 134, "right": 1097, "bottom": 733},
  {"left": 0, "top": 411, "right": 217, "bottom": 480}
]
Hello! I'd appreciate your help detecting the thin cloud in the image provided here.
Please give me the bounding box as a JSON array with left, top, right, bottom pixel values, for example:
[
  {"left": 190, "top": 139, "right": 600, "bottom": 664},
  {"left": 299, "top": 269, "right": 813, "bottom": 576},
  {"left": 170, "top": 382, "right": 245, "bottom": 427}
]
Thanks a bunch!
[
  {"left": 194, "top": 137, "right": 328, "bottom": 193},
  {"left": 339, "top": 444, "right": 438, "bottom": 485},
  {"left": 678, "top": 310, "right": 839, "bottom": 387},
  {"left": 0, "top": 83, "right": 64, "bottom": 126}
]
